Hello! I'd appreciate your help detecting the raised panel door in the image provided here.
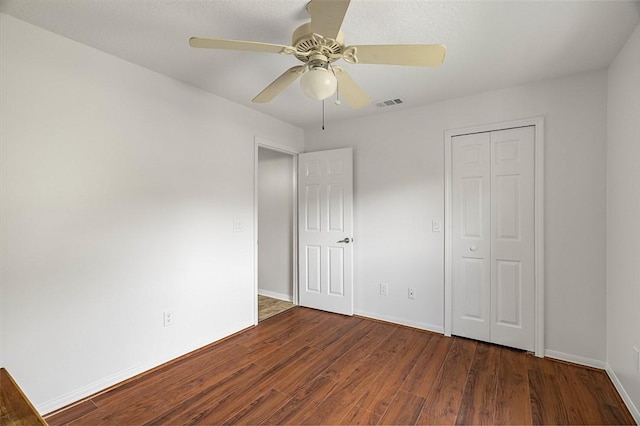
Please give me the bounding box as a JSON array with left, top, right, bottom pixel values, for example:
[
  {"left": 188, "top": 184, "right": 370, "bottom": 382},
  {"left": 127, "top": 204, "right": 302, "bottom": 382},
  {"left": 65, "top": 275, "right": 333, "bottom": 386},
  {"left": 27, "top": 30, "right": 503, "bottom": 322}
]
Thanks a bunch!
[
  {"left": 298, "top": 148, "right": 353, "bottom": 315},
  {"left": 452, "top": 132, "right": 491, "bottom": 342}
]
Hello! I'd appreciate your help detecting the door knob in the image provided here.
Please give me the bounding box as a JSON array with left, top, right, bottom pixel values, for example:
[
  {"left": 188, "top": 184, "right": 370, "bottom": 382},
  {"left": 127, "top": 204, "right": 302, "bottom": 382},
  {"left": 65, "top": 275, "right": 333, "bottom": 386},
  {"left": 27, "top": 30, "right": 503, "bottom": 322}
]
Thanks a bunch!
[
  {"left": 470, "top": 246, "right": 477, "bottom": 251},
  {"left": 337, "top": 238, "right": 353, "bottom": 244}
]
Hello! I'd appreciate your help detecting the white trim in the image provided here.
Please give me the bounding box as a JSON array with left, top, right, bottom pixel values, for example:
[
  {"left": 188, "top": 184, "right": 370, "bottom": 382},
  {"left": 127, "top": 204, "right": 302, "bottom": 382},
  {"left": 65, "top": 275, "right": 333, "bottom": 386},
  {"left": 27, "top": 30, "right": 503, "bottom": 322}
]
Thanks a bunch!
[
  {"left": 254, "top": 137, "right": 300, "bottom": 326},
  {"left": 444, "top": 132, "right": 453, "bottom": 337},
  {"left": 37, "top": 327, "right": 253, "bottom": 414},
  {"left": 544, "top": 350, "right": 606, "bottom": 370},
  {"left": 606, "top": 363, "right": 640, "bottom": 424},
  {"left": 258, "top": 289, "right": 293, "bottom": 303},
  {"left": 355, "top": 310, "right": 444, "bottom": 334},
  {"left": 444, "top": 117, "right": 545, "bottom": 356},
  {"left": 533, "top": 120, "right": 545, "bottom": 357}
]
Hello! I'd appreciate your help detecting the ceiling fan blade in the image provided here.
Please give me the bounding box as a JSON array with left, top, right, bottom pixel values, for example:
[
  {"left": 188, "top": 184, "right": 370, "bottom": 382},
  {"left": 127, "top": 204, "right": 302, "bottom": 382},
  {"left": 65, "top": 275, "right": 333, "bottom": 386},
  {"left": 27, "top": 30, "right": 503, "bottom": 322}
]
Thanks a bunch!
[
  {"left": 333, "top": 67, "right": 370, "bottom": 109},
  {"left": 189, "top": 37, "right": 293, "bottom": 54},
  {"left": 308, "top": 0, "right": 351, "bottom": 40},
  {"left": 345, "top": 44, "right": 446, "bottom": 67},
  {"left": 252, "top": 66, "right": 305, "bottom": 103}
]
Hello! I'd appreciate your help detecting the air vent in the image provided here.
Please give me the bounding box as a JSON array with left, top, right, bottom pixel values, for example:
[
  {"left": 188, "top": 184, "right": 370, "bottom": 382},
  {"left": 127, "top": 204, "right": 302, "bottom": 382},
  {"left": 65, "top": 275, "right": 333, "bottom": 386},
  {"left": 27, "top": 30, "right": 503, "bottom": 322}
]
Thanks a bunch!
[{"left": 375, "top": 98, "right": 404, "bottom": 108}]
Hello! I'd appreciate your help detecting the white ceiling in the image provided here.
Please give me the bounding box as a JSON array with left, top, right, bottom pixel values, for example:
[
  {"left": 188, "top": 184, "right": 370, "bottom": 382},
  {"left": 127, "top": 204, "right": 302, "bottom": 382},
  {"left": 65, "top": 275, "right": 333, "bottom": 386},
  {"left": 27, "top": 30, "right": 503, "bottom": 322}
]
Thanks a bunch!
[{"left": 1, "top": 0, "right": 638, "bottom": 129}]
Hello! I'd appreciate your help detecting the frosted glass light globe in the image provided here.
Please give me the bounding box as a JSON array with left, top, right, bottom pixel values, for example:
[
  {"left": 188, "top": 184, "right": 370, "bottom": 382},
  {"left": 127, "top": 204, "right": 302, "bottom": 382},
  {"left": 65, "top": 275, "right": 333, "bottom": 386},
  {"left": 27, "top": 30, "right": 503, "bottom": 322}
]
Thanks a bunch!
[{"left": 300, "top": 68, "right": 337, "bottom": 101}]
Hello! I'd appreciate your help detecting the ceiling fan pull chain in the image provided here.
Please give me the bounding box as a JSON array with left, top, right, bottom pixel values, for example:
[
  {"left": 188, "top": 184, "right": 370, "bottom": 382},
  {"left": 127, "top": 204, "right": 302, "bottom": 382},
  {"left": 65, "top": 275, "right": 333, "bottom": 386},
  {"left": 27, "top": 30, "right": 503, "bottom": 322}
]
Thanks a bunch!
[{"left": 322, "top": 99, "right": 325, "bottom": 130}]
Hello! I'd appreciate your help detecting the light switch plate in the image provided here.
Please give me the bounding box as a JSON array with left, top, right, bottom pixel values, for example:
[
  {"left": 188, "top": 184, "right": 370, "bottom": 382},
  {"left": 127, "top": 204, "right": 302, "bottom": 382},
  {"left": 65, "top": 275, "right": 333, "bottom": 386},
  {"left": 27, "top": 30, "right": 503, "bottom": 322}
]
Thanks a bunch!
[{"left": 432, "top": 219, "right": 442, "bottom": 232}]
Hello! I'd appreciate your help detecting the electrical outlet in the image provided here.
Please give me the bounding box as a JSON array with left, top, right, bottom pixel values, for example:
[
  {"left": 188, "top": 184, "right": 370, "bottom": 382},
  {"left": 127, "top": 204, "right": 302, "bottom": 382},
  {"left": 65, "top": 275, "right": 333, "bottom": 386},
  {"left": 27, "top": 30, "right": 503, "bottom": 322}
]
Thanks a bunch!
[
  {"left": 380, "top": 283, "right": 388, "bottom": 296},
  {"left": 432, "top": 219, "right": 442, "bottom": 232},
  {"left": 408, "top": 288, "right": 416, "bottom": 300},
  {"left": 634, "top": 346, "right": 640, "bottom": 374},
  {"left": 233, "top": 219, "right": 242, "bottom": 232},
  {"left": 163, "top": 311, "right": 174, "bottom": 327}
]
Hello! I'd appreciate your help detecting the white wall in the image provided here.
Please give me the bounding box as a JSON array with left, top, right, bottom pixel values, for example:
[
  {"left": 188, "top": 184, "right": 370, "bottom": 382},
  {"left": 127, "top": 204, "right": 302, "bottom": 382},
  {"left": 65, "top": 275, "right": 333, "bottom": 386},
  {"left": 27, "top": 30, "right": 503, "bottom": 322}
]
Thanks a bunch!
[
  {"left": 305, "top": 70, "right": 608, "bottom": 363},
  {"left": 606, "top": 23, "right": 640, "bottom": 420},
  {"left": 0, "top": 13, "right": 303, "bottom": 412},
  {"left": 258, "top": 147, "right": 294, "bottom": 301}
]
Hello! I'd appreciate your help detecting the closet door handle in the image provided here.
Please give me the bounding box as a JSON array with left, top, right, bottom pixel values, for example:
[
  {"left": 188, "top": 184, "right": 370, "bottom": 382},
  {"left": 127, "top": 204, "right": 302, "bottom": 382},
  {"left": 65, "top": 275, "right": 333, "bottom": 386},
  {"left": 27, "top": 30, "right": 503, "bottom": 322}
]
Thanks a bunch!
[
  {"left": 337, "top": 238, "right": 353, "bottom": 244},
  {"left": 469, "top": 246, "right": 477, "bottom": 251}
]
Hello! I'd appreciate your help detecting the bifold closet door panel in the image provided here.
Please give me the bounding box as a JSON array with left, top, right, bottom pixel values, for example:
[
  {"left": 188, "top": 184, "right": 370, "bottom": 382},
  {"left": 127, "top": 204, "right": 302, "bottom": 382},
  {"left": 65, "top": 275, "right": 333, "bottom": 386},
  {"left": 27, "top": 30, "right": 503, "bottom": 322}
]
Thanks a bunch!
[
  {"left": 451, "top": 132, "right": 492, "bottom": 342},
  {"left": 490, "top": 126, "right": 535, "bottom": 352}
]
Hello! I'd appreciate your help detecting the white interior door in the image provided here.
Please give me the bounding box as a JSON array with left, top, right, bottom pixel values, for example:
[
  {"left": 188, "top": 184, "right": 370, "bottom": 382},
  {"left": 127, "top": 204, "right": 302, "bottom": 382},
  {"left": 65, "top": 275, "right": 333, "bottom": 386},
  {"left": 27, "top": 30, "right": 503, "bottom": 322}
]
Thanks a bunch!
[
  {"left": 452, "top": 132, "right": 492, "bottom": 342},
  {"left": 452, "top": 126, "right": 535, "bottom": 351},
  {"left": 490, "top": 126, "right": 535, "bottom": 351},
  {"left": 298, "top": 148, "right": 353, "bottom": 315}
]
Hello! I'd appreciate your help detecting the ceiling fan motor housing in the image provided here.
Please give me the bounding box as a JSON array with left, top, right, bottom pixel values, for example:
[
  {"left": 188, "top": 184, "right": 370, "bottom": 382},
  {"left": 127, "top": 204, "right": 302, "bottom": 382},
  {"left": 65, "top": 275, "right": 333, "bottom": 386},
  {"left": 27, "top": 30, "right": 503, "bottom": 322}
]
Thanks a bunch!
[{"left": 292, "top": 23, "right": 344, "bottom": 63}]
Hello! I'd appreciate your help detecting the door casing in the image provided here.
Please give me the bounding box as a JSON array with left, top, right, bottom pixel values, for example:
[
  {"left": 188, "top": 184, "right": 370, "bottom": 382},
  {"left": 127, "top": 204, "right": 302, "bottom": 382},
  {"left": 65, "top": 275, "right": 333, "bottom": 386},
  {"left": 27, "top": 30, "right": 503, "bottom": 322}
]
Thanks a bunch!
[
  {"left": 254, "top": 137, "right": 301, "bottom": 325},
  {"left": 444, "top": 117, "right": 545, "bottom": 357}
]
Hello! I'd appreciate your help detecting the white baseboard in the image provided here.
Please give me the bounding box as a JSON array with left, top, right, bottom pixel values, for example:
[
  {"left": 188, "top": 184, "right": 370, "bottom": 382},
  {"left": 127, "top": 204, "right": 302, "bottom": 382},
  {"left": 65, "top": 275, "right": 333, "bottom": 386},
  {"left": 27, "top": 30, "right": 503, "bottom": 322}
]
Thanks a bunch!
[
  {"left": 354, "top": 310, "right": 444, "bottom": 334},
  {"left": 544, "top": 350, "right": 606, "bottom": 369},
  {"left": 37, "top": 351, "right": 184, "bottom": 414},
  {"left": 37, "top": 324, "right": 254, "bottom": 415},
  {"left": 258, "top": 289, "right": 293, "bottom": 302},
  {"left": 606, "top": 363, "right": 640, "bottom": 424}
]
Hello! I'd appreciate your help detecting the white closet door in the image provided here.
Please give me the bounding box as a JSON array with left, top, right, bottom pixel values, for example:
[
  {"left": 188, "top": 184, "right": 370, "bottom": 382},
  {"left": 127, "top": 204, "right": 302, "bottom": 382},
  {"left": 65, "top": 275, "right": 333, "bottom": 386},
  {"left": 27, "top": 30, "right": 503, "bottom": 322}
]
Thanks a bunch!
[
  {"left": 451, "top": 127, "right": 535, "bottom": 351},
  {"left": 490, "top": 126, "right": 535, "bottom": 351},
  {"left": 452, "top": 132, "right": 492, "bottom": 342}
]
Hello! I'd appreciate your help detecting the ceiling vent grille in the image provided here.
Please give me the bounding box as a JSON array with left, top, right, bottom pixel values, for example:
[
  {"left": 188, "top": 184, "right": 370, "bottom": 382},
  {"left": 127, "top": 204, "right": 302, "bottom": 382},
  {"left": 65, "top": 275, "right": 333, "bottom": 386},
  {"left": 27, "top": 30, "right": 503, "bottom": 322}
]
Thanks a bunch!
[{"left": 375, "top": 98, "right": 404, "bottom": 108}]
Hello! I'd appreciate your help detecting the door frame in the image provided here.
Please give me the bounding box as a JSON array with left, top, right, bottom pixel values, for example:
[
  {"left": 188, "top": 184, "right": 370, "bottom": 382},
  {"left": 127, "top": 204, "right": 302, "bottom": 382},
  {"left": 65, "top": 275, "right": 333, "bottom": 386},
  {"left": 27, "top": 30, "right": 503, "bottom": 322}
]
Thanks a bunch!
[
  {"left": 254, "top": 137, "right": 301, "bottom": 325},
  {"left": 444, "top": 117, "right": 545, "bottom": 357}
]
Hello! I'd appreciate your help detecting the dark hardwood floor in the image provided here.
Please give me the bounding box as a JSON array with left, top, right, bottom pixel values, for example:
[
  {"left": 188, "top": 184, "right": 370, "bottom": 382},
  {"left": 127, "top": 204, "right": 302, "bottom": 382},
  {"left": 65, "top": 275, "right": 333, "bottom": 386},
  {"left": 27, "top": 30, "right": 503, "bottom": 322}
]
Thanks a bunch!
[{"left": 45, "top": 307, "right": 635, "bottom": 425}]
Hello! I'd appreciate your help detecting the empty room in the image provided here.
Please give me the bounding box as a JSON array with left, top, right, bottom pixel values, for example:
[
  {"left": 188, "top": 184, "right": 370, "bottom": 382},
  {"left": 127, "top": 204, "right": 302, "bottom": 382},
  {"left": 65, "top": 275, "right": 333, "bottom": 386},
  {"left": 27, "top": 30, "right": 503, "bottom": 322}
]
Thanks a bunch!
[{"left": 1, "top": 0, "right": 639, "bottom": 424}]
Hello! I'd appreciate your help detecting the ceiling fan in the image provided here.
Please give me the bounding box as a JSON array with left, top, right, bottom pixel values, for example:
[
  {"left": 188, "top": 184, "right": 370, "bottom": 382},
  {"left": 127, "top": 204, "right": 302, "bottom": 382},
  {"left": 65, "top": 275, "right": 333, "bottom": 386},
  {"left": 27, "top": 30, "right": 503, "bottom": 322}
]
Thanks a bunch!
[{"left": 189, "top": 0, "right": 446, "bottom": 109}]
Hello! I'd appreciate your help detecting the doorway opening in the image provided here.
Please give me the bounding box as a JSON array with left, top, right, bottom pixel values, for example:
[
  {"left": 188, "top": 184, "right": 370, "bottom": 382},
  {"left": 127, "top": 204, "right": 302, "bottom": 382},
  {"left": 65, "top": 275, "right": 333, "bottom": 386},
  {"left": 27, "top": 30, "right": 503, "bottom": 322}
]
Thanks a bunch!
[{"left": 255, "top": 142, "right": 298, "bottom": 323}]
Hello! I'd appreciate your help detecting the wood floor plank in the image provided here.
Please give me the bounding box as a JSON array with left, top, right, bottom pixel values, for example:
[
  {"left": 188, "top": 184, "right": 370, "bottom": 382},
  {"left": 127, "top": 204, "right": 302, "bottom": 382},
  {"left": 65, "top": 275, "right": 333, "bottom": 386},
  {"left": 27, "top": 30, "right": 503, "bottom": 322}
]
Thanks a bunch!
[
  {"left": 141, "top": 362, "right": 269, "bottom": 425},
  {"left": 550, "top": 361, "right": 602, "bottom": 425},
  {"left": 245, "top": 344, "right": 326, "bottom": 397},
  {"left": 291, "top": 314, "right": 365, "bottom": 351},
  {"left": 91, "top": 340, "right": 247, "bottom": 407},
  {"left": 378, "top": 390, "right": 426, "bottom": 425},
  {"left": 572, "top": 365, "right": 635, "bottom": 425},
  {"left": 46, "top": 400, "right": 98, "bottom": 426},
  {"left": 243, "top": 308, "right": 330, "bottom": 351},
  {"left": 401, "top": 333, "right": 452, "bottom": 397},
  {"left": 261, "top": 375, "right": 340, "bottom": 425},
  {"left": 416, "top": 337, "right": 477, "bottom": 425},
  {"left": 493, "top": 348, "right": 531, "bottom": 425},
  {"left": 45, "top": 308, "right": 635, "bottom": 426},
  {"left": 272, "top": 318, "right": 371, "bottom": 395},
  {"left": 221, "top": 388, "right": 290, "bottom": 425},
  {"left": 455, "top": 342, "right": 500, "bottom": 425},
  {"left": 528, "top": 360, "right": 570, "bottom": 425},
  {"left": 193, "top": 346, "right": 324, "bottom": 425},
  {"left": 84, "top": 343, "right": 276, "bottom": 424},
  {"left": 321, "top": 320, "right": 395, "bottom": 383},
  {"left": 338, "top": 404, "right": 381, "bottom": 425},
  {"left": 356, "top": 328, "right": 431, "bottom": 415},
  {"left": 298, "top": 330, "right": 406, "bottom": 424},
  {"left": 262, "top": 309, "right": 337, "bottom": 346}
]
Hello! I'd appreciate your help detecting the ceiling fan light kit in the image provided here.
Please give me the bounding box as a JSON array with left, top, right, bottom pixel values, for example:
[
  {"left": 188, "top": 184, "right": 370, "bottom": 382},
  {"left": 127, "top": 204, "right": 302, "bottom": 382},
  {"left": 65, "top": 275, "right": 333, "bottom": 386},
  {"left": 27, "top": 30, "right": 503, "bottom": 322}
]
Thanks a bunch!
[
  {"left": 189, "top": 0, "right": 445, "bottom": 109},
  {"left": 300, "top": 67, "right": 337, "bottom": 101}
]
